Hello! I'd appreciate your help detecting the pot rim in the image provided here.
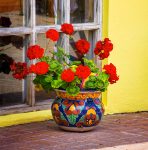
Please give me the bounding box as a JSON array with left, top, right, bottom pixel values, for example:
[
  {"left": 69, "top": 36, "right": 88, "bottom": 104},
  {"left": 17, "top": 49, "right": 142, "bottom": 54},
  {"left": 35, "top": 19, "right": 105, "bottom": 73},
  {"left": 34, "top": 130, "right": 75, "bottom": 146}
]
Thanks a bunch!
[
  {"left": 55, "top": 89, "right": 101, "bottom": 100},
  {"left": 55, "top": 89, "right": 101, "bottom": 94}
]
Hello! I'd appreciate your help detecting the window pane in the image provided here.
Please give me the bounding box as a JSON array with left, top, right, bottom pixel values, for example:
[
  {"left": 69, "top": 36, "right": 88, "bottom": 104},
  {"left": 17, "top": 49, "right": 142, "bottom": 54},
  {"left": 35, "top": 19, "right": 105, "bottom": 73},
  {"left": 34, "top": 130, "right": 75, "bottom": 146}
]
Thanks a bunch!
[
  {"left": 35, "top": 33, "right": 55, "bottom": 101},
  {"left": 36, "top": 0, "right": 61, "bottom": 25},
  {"left": 69, "top": 31, "right": 94, "bottom": 61},
  {"left": 70, "top": 0, "right": 94, "bottom": 23},
  {"left": 0, "top": 0, "right": 29, "bottom": 27},
  {"left": 0, "top": 35, "right": 26, "bottom": 107}
]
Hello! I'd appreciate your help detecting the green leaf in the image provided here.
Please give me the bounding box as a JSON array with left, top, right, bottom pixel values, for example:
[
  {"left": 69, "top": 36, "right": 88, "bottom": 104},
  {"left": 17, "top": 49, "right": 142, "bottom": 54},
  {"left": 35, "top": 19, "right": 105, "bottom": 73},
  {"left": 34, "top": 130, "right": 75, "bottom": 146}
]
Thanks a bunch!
[
  {"left": 33, "top": 77, "right": 40, "bottom": 84},
  {"left": 51, "top": 79, "right": 63, "bottom": 88},
  {"left": 97, "top": 72, "right": 109, "bottom": 83},
  {"left": 95, "top": 80, "right": 109, "bottom": 92},
  {"left": 104, "top": 81, "right": 109, "bottom": 87},
  {"left": 66, "top": 86, "right": 80, "bottom": 96},
  {"left": 70, "top": 61, "right": 81, "bottom": 66},
  {"left": 89, "top": 76, "right": 97, "bottom": 82},
  {"left": 68, "top": 77, "right": 81, "bottom": 87},
  {"left": 53, "top": 51, "right": 62, "bottom": 58},
  {"left": 95, "top": 80, "right": 104, "bottom": 88},
  {"left": 70, "top": 65, "right": 77, "bottom": 72},
  {"left": 45, "top": 75, "right": 53, "bottom": 82},
  {"left": 75, "top": 76, "right": 81, "bottom": 84},
  {"left": 83, "top": 58, "right": 99, "bottom": 73},
  {"left": 57, "top": 46, "right": 65, "bottom": 53},
  {"left": 39, "top": 76, "right": 48, "bottom": 85},
  {"left": 102, "top": 81, "right": 109, "bottom": 91},
  {"left": 60, "top": 82, "right": 68, "bottom": 89},
  {"left": 42, "top": 84, "right": 52, "bottom": 90},
  {"left": 49, "top": 60, "right": 62, "bottom": 71},
  {"left": 83, "top": 58, "right": 95, "bottom": 67},
  {"left": 91, "top": 68, "right": 100, "bottom": 73},
  {"left": 40, "top": 56, "right": 51, "bottom": 64},
  {"left": 85, "top": 81, "right": 96, "bottom": 89}
]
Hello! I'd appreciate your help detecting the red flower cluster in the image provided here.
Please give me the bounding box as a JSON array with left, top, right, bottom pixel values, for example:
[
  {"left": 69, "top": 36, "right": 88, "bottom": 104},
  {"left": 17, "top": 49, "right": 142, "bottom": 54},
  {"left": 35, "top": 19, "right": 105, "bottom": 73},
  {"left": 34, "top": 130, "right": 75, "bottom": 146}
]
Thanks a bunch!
[
  {"left": 94, "top": 38, "right": 113, "bottom": 60},
  {"left": 29, "top": 62, "right": 49, "bottom": 75},
  {"left": 61, "top": 23, "right": 74, "bottom": 35},
  {"left": 103, "top": 63, "right": 119, "bottom": 84},
  {"left": 27, "top": 45, "right": 44, "bottom": 60},
  {"left": 61, "top": 69, "right": 75, "bottom": 82},
  {"left": 11, "top": 62, "right": 28, "bottom": 80},
  {"left": 75, "top": 39, "right": 90, "bottom": 54},
  {"left": 46, "top": 29, "right": 59, "bottom": 41},
  {"left": 75, "top": 65, "right": 91, "bottom": 79}
]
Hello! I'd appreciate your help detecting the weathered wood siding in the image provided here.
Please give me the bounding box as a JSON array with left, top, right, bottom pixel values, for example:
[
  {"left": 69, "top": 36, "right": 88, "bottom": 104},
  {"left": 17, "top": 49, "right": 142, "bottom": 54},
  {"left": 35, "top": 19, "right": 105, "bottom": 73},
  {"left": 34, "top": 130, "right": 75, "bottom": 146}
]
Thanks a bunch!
[{"left": 0, "top": 0, "right": 21, "bottom": 13}]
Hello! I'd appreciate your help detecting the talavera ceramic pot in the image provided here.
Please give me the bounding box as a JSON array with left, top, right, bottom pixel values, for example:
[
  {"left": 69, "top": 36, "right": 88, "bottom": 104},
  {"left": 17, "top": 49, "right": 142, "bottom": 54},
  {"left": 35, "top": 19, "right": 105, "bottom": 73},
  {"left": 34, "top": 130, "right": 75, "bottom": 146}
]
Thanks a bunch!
[{"left": 51, "top": 90, "right": 104, "bottom": 132}]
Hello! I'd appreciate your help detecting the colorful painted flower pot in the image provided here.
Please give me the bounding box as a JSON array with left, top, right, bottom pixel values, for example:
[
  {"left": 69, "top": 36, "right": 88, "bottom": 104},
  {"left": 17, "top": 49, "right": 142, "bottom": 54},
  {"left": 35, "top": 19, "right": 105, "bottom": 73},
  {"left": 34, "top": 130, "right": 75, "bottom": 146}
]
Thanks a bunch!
[{"left": 51, "top": 90, "right": 104, "bottom": 132}]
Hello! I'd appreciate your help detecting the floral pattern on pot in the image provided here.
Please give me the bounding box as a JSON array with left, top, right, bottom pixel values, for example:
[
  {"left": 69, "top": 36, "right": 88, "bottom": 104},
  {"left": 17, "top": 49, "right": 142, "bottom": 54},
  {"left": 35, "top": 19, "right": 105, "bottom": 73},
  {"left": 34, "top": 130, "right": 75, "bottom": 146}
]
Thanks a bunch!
[{"left": 51, "top": 90, "right": 104, "bottom": 129}]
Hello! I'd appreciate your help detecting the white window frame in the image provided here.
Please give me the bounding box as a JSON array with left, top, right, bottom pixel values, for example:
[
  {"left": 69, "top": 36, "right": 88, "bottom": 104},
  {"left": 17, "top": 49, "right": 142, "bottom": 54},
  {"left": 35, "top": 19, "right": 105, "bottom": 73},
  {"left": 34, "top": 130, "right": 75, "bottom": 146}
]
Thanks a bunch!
[{"left": 0, "top": 0, "right": 102, "bottom": 114}]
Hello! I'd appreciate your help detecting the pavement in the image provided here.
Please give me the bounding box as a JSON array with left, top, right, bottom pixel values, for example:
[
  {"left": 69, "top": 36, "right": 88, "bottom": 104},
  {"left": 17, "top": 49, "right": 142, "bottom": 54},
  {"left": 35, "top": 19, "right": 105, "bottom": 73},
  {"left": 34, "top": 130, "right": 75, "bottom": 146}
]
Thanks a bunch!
[
  {"left": 0, "top": 112, "right": 148, "bottom": 150},
  {"left": 92, "top": 142, "right": 148, "bottom": 150}
]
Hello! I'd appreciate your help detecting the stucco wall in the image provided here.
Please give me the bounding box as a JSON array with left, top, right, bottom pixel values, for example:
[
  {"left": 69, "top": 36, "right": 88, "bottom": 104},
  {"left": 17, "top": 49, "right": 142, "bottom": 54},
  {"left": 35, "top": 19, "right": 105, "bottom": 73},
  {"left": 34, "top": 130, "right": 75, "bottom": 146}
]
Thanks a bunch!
[{"left": 104, "top": 0, "right": 148, "bottom": 114}]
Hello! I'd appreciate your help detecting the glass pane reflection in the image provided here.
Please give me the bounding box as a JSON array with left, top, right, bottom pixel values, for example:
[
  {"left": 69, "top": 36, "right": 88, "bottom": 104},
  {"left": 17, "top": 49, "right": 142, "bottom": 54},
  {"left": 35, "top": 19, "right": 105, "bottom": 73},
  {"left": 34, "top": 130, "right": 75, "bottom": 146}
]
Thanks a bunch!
[
  {"left": 0, "top": 35, "right": 25, "bottom": 106},
  {"left": 0, "top": 0, "right": 27, "bottom": 27},
  {"left": 70, "top": 0, "right": 94, "bottom": 23},
  {"left": 36, "top": 0, "right": 61, "bottom": 25}
]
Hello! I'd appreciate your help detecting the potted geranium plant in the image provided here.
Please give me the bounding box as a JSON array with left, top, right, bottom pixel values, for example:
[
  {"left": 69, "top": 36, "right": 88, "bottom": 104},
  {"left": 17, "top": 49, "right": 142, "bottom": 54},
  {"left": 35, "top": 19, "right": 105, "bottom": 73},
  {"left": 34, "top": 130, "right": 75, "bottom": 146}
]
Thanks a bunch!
[{"left": 9, "top": 23, "right": 119, "bottom": 132}]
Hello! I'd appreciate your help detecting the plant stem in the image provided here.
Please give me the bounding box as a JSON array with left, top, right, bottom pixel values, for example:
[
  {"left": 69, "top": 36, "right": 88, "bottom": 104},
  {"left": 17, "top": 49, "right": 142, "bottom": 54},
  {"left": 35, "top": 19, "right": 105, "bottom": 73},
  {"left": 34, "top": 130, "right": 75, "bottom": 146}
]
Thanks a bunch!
[{"left": 45, "top": 39, "right": 55, "bottom": 58}]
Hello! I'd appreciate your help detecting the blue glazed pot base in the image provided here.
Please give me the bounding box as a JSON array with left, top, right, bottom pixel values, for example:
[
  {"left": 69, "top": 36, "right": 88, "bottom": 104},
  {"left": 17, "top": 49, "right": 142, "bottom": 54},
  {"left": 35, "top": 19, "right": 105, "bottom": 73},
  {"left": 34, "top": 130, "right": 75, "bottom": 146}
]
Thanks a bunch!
[
  {"left": 51, "top": 90, "right": 104, "bottom": 132},
  {"left": 59, "top": 125, "right": 98, "bottom": 132}
]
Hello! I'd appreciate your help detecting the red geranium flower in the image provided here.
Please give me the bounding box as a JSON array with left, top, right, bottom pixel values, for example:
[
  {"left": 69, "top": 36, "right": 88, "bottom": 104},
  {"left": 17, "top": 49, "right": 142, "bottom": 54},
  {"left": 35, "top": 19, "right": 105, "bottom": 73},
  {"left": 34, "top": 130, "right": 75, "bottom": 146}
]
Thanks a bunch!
[
  {"left": 75, "top": 39, "right": 90, "bottom": 54},
  {"left": 61, "top": 23, "right": 74, "bottom": 35},
  {"left": 61, "top": 69, "right": 75, "bottom": 82},
  {"left": 94, "top": 48, "right": 110, "bottom": 60},
  {"left": 108, "top": 74, "right": 119, "bottom": 84},
  {"left": 11, "top": 62, "right": 29, "bottom": 80},
  {"left": 94, "top": 47, "right": 102, "bottom": 55},
  {"left": 27, "top": 45, "right": 44, "bottom": 60},
  {"left": 46, "top": 29, "right": 59, "bottom": 41},
  {"left": 29, "top": 64, "right": 36, "bottom": 73},
  {"left": 96, "top": 41, "right": 103, "bottom": 50},
  {"left": 103, "top": 38, "right": 113, "bottom": 52},
  {"left": 94, "top": 38, "right": 113, "bottom": 60},
  {"left": 94, "top": 41, "right": 103, "bottom": 55},
  {"left": 103, "top": 63, "right": 116, "bottom": 74},
  {"left": 29, "top": 62, "right": 49, "bottom": 75},
  {"left": 103, "top": 63, "right": 119, "bottom": 84},
  {"left": 75, "top": 65, "right": 91, "bottom": 79},
  {"left": 99, "top": 50, "right": 110, "bottom": 60}
]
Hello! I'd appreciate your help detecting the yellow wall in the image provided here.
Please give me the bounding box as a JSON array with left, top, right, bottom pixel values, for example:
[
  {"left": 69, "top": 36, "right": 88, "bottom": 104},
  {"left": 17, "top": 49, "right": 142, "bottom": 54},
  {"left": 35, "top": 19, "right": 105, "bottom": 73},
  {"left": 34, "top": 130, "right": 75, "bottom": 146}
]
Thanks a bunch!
[
  {"left": 104, "top": 0, "right": 148, "bottom": 114},
  {"left": 102, "top": 0, "right": 109, "bottom": 106}
]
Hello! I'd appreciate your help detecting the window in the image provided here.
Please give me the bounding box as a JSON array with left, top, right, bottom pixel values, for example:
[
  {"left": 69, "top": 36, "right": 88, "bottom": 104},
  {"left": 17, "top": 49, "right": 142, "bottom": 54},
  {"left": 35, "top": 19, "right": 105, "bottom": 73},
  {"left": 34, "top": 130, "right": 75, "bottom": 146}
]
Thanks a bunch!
[{"left": 0, "top": 0, "right": 102, "bottom": 114}]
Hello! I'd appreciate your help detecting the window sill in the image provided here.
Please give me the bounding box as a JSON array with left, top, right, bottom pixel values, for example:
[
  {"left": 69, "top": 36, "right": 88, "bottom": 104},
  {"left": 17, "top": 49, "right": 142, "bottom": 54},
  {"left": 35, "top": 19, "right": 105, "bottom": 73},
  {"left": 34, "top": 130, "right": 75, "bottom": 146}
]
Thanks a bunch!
[{"left": 0, "top": 99, "right": 53, "bottom": 115}]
